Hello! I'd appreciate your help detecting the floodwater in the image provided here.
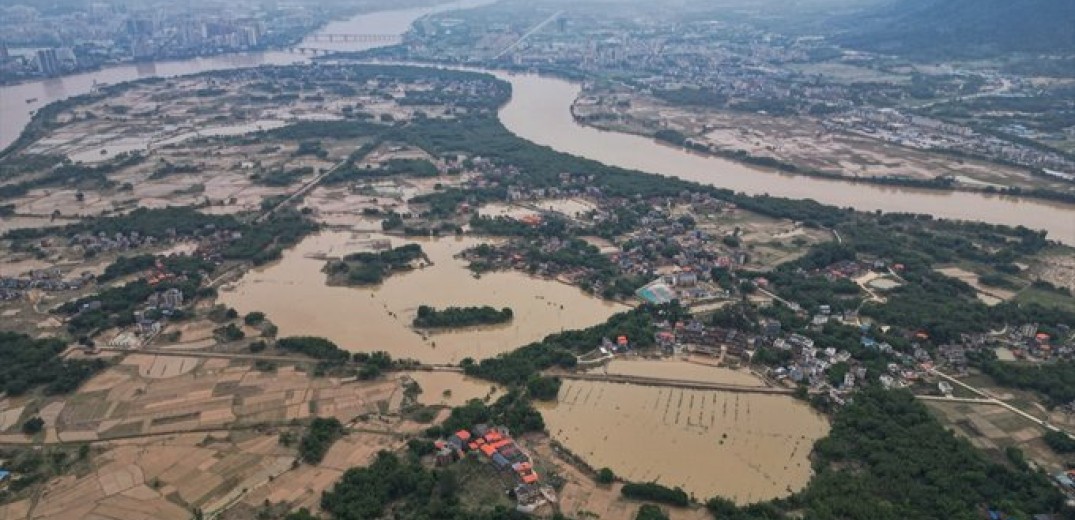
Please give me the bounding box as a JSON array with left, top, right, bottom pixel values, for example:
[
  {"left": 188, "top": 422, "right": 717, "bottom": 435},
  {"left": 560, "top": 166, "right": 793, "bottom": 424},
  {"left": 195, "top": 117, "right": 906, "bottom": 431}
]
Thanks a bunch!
[
  {"left": 218, "top": 231, "right": 627, "bottom": 364},
  {"left": 599, "top": 358, "right": 766, "bottom": 387},
  {"left": 403, "top": 371, "right": 501, "bottom": 407},
  {"left": 0, "top": 0, "right": 495, "bottom": 151},
  {"left": 4, "top": 62, "right": 1075, "bottom": 245},
  {"left": 3, "top": 31, "right": 1074, "bottom": 244},
  {"left": 494, "top": 72, "right": 1075, "bottom": 245},
  {"left": 538, "top": 380, "right": 829, "bottom": 503}
]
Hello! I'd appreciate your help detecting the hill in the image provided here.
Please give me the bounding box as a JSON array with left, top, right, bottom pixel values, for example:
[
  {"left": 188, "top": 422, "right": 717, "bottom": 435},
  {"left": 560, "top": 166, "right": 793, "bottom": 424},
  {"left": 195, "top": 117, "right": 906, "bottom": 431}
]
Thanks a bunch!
[{"left": 833, "top": 0, "right": 1075, "bottom": 58}]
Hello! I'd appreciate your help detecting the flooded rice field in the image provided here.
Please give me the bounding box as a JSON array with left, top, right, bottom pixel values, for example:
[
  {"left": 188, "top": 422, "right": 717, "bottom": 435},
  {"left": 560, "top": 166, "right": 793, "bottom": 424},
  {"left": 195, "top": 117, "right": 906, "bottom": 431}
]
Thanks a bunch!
[
  {"left": 218, "top": 230, "right": 627, "bottom": 364},
  {"left": 538, "top": 380, "right": 829, "bottom": 504}
]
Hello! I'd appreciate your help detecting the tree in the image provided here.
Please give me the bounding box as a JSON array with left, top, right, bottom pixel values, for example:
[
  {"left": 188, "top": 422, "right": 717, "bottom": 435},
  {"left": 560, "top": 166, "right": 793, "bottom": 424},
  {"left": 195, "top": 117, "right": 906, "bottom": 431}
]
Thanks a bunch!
[
  {"left": 705, "top": 496, "right": 738, "bottom": 517},
  {"left": 635, "top": 504, "right": 669, "bottom": 520},
  {"left": 596, "top": 467, "right": 615, "bottom": 484},
  {"left": 299, "top": 418, "right": 345, "bottom": 464},
  {"left": 22, "top": 416, "right": 45, "bottom": 436},
  {"left": 285, "top": 508, "right": 319, "bottom": 520},
  {"left": 526, "top": 376, "right": 562, "bottom": 401},
  {"left": 244, "top": 311, "right": 266, "bottom": 325},
  {"left": 621, "top": 482, "right": 689, "bottom": 507},
  {"left": 1044, "top": 430, "right": 1075, "bottom": 454}
]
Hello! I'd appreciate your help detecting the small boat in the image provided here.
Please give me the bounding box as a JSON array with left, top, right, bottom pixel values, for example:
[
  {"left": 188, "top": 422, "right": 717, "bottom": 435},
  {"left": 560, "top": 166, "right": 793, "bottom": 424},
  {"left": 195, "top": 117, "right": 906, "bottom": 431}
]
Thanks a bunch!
[{"left": 26, "top": 97, "right": 38, "bottom": 103}]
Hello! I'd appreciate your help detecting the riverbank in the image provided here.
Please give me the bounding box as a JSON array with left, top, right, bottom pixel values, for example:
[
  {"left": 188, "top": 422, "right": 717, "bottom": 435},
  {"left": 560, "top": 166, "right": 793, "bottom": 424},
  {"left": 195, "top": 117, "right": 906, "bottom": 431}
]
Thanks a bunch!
[
  {"left": 3, "top": 57, "right": 1075, "bottom": 244},
  {"left": 572, "top": 100, "right": 1075, "bottom": 207}
]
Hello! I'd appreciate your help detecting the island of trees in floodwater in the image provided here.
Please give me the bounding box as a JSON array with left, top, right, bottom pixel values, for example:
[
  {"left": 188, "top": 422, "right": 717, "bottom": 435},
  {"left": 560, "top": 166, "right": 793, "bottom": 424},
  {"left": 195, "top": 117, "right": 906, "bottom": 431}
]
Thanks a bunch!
[
  {"left": 324, "top": 243, "right": 427, "bottom": 286},
  {"left": 413, "top": 305, "right": 514, "bottom": 329}
]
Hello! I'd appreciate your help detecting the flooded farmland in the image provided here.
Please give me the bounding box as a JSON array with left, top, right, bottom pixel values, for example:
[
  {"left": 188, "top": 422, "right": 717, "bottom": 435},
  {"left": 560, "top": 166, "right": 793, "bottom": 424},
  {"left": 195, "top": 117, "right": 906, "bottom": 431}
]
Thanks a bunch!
[
  {"left": 218, "top": 230, "right": 627, "bottom": 364},
  {"left": 404, "top": 371, "right": 501, "bottom": 408},
  {"left": 600, "top": 358, "right": 767, "bottom": 387},
  {"left": 538, "top": 380, "right": 829, "bottom": 504}
]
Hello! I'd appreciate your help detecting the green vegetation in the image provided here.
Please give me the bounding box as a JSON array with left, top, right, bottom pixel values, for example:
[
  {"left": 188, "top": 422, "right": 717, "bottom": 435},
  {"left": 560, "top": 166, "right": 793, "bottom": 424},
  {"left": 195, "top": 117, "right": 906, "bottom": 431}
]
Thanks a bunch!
[
  {"left": 213, "top": 323, "right": 245, "bottom": 342},
  {"left": 244, "top": 312, "right": 266, "bottom": 325},
  {"left": 710, "top": 388, "right": 1064, "bottom": 519},
  {"left": 223, "top": 210, "right": 318, "bottom": 266},
  {"left": 620, "top": 482, "right": 689, "bottom": 507},
  {"left": 254, "top": 166, "right": 314, "bottom": 187},
  {"left": 299, "top": 417, "right": 345, "bottom": 464},
  {"left": 654, "top": 129, "right": 687, "bottom": 146},
  {"left": 463, "top": 303, "right": 686, "bottom": 386},
  {"left": 355, "top": 350, "right": 394, "bottom": 380},
  {"left": 276, "top": 336, "right": 351, "bottom": 363},
  {"left": 326, "top": 158, "right": 439, "bottom": 184},
  {"left": 976, "top": 354, "right": 1075, "bottom": 407},
  {"left": 413, "top": 305, "right": 513, "bottom": 329},
  {"left": 634, "top": 504, "right": 670, "bottom": 520},
  {"left": 320, "top": 451, "right": 529, "bottom": 520},
  {"left": 834, "top": 0, "right": 1075, "bottom": 58},
  {"left": 429, "top": 391, "right": 546, "bottom": 439},
  {"left": 525, "top": 376, "right": 562, "bottom": 401},
  {"left": 1044, "top": 431, "right": 1075, "bottom": 454},
  {"left": 596, "top": 467, "right": 615, "bottom": 484},
  {"left": 97, "top": 254, "right": 157, "bottom": 282},
  {"left": 21, "top": 417, "right": 44, "bottom": 436},
  {"left": 98, "top": 254, "right": 214, "bottom": 283},
  {"left": 324, "top": 244, "right": 424, "bottom": 286},
  {"left": 0, "top": 332, "right": 106, "bottom": 396},
  {"left": 652, "top": 88, "right": 727, "bottom": 108},
  {"left": 5, "top": 206, "right": 237, "bottom": 241},
  {"left": 0, "top": 153, "right": 144, "bottom": 200},
  {"left": 58, "top": 276, "right": 200, "bottom": 335}
]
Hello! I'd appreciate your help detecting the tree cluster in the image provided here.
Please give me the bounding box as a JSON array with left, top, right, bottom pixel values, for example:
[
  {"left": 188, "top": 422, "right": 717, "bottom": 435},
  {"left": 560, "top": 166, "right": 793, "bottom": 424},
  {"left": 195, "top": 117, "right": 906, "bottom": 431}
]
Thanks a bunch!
[
  {"left": 413, "top": 305, "right": 513, "bottom": 329},
  {"left": 299, "top": 417, "right": 345, "bottom": 464},
  {"left": 0, "top": 332, "right": 106, "bottom": 396}
]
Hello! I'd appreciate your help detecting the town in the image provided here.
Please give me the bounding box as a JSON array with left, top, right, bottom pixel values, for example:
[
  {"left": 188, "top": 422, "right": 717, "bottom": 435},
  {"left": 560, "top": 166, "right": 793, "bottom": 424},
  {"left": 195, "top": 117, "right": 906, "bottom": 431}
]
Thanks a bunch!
[
  {"left": 2, "top": 1, "right": 1075, "bottom": 519},
  {"left": 385, "top": 1, "right": 1075, "bottom": 202}
]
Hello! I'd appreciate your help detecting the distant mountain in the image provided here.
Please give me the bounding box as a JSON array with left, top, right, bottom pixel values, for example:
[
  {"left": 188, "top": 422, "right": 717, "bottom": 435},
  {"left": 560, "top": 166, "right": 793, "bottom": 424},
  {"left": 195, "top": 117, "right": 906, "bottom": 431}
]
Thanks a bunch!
[{"left": 832, "top": 0, "right": 1075, "bottom": 58}]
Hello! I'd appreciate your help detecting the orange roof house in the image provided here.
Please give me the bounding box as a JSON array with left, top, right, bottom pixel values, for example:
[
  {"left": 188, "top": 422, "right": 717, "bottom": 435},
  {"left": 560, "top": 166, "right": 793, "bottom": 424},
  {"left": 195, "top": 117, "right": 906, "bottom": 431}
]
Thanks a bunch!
[
  {"left": 480, "top": 444, "right": 498, "bottom": 457},
  {"left": 455, "top": 430, "right": 472, "bottom": 441}
]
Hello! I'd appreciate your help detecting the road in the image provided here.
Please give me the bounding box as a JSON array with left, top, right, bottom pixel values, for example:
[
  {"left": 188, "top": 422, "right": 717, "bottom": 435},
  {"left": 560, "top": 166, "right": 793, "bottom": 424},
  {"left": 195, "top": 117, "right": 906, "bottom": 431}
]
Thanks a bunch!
[
  {"left": 493, "top": 10, "right": 564, "bottom": 59},
  {"left": 552, "top": 371, "right": 795, "bottom": 395},
  {"left": 927, "top": 367, "right": 1065, "bottom": 434},
  {"left": 97, "top": 345, "right": 465, "bottom": 372},
  {"left": 255, "top": 156, "right": 349, "bottom": 223}
]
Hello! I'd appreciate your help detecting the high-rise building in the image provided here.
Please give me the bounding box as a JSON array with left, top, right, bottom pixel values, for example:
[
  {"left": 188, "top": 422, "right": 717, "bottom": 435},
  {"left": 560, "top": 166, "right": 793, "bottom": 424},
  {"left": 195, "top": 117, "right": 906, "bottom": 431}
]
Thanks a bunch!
[
  {"left": 126, "top": 18, "right": 155, "bottom": 37},
  {"left": 36, "top": 48, "right": 59, "bottom": 75},
  {"left": 240, "top": 26, "right": 259, "bottom": 47}
]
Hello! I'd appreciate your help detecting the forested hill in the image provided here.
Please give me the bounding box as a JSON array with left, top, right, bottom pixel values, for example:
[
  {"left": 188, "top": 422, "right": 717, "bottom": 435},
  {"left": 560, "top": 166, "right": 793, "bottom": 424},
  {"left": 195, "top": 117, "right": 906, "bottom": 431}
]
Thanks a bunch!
[{"left": 833, "top": 0, "right": 1075, "bottom": 58}]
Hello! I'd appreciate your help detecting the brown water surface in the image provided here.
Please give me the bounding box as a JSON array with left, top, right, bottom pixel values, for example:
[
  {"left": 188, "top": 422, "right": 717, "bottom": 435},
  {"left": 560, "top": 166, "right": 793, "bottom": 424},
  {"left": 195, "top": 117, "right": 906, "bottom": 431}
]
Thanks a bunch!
[
  {"left": 538, "top": 380, "right": 829, "bottom": 504},
  {"left": 218, "top": 231, "right": 627, "bottom": 364}
]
